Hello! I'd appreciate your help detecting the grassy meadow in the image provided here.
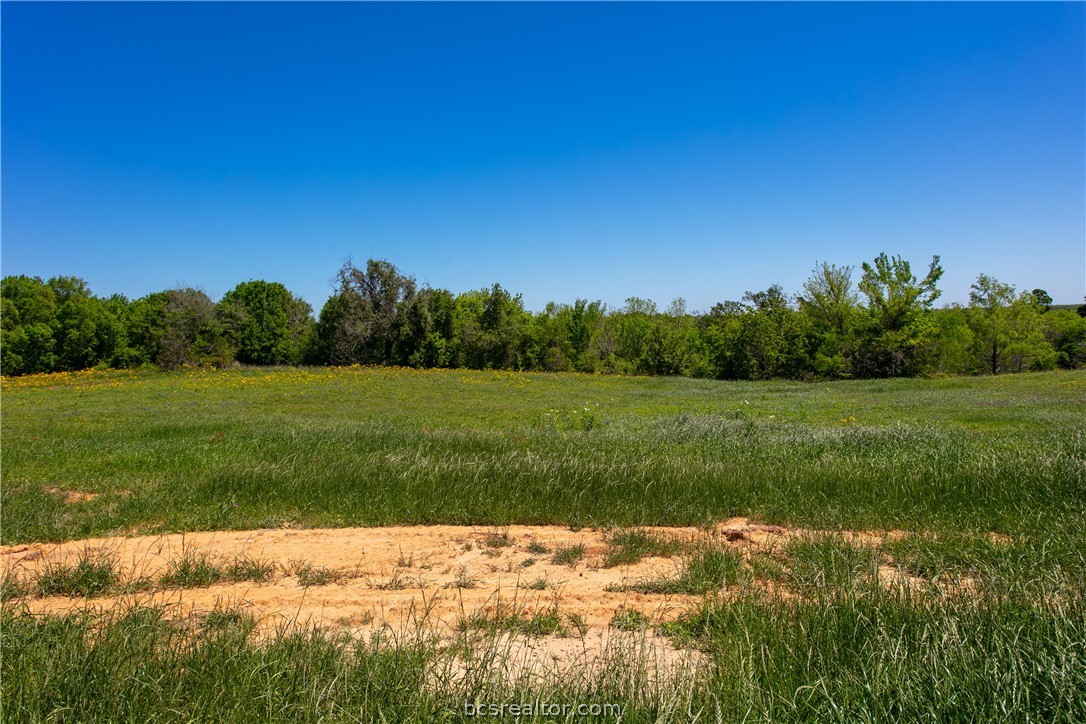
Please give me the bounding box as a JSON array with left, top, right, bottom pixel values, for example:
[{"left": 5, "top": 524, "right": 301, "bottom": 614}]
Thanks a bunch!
[
  {"left": 2, "top": 366, "right": 1084, "bottom": 541},
  {"left": 2, "top": 367, "right": 1085, "bottom": 721}
]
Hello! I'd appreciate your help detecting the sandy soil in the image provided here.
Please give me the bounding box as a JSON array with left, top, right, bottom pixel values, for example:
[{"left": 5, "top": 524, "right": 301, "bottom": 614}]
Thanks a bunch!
[{"left": 0, "top": 518, "right": 922, "bottom": 682}]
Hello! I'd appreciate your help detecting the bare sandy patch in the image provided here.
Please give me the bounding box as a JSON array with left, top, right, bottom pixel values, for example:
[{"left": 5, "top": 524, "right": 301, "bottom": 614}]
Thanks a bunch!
[
  {"left": 2, "top": 525, "right": 702, "bottom": 634},
  {"left": 0, "top": 519, "right": 953, "bottom": 680}
]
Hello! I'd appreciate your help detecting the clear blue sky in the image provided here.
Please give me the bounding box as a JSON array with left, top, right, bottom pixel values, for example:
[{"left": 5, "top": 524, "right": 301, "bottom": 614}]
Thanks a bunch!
[{"left": 3, "top": 2, "right": 1083, "bottom": 313}]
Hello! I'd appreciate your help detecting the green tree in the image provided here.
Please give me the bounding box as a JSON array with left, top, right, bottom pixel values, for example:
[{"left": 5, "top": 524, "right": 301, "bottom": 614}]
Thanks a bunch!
[
  {"left": 798, "top": 262, "right": 858, "bottom": 378},
  {"left": 854, "top": 254, "right": 944, "bottom": 377},
  {"left": 703, "top": 300, "right": 746, "bottom": 380},
  {"left": 218, "top": 280, "right": 313, "bottom": 365},
  {"left": 637, "top": 298, "right": 709, "bottom": 377},
  {"left": 0, "top": 275, "right": 124, "bottom": 374},
  {"left": 1, "top": 275, "right": 58, "bottom": 375},
  {"left": 967, "top": 274, "right": 1017, "bottom": 375},
  {"left": 613, "top": 298, "right": 658, "bottom": 374},
  {"left": 314, "top": 259, "right": 416, "bottom": 365},
  {"left": 528, "top": 302, "right": 575, "bottom": 372},
  {"left": 1002, "top": 295, "right": 1056, "bottom": 372},
  {"left": 50, "top": 277, "right": 108, "bottom": 371},
  {"left": 125, "top": 292, "right": 169, "bottom": 366},
  {"left": 157, "top": 288, "right": 232, "bottom": 369},
  {"left": 1031, "top": 289, "right": 1053, "bottom": 313},
  {"left": 479, "top": 283, "right": 529, "bottom": 369},
  {"left": 97, "top": 294, "right": 135, "bottom": 368},
  {"left": 966, "top": 274, "right": 1055, "bottom": 374},
  {"left": 799, "top": 263, "right": 858, "bottom": 334},
  {"left": 1044, "top": 309, "right": 1086, "bottom": 369},
  {"left": 392, "top": 287, "right": 455, "bottom": 368},
  {"left": 930, "top": 307, "right": 975, "bottom": 375},
  {"left": 735, "top": 286, "right": 809, "bottom": 380}
]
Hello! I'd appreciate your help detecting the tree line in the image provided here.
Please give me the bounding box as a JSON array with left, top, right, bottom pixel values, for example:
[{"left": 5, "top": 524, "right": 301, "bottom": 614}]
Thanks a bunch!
[{"left": 3, "top": 254, "right": 1085, "bottom": 379}]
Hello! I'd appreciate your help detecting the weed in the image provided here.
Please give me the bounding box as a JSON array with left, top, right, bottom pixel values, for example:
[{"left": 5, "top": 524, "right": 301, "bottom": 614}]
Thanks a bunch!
[
  {"left": 291, "top": 562, "right": 342, "bottom": 587},
  {"left": 484, "top": 531, "right": 513, "bottom": 548},
  {"left": 1, "top": 570, "right": 30, "bottom": 601},
  {"left": 603, "top": 529, "right": 686, "bottom": 568},
  {"left": 783, "top": 535, "right": 880, "bottom": 590},
  {"left": 225, "top": 555, "right": 276, "bottom": 583},
  {"left": 610, "top": 608, "right": 649, "bottom": 631},
  {"left": 459, "top": 606, "right": 564, "bottom": 638},
  {"left": 3, "top": 588, "right": 1084, "bottom": 722},
  {"left": 375, "top": 570, "right": 409, "bottom": 591},
  {"left": 445, "top": 565, "right": 478, "bottom": 590},
  {"left": 526, "top": 541, "right": 550, "bottom": 554},
  {"left": 564, "top": 612, "right": 589, "bottom": 637},
  {"left": 550, "top": 544, "right": 585, "bottom": 567},
  {"left": 749, "top": 552, "right": 789, "bottom": 583},
  {"left": 200, "top": 606, "right": 253, "bottom": 635},
  {"left": 519, "top": 609, "right": 563, "bottom": 637},
  {"left": 160, "top": 553, "right": 223, "bottom": 588},
  {"left": 885, "top": 533, "right": 1004, "bottom": 582},
  {"left": 621, "top": 545, "right": 747, "bottom": 594},
  {"left": 37, "top": 553, "right": 119, "bottom": 597}
]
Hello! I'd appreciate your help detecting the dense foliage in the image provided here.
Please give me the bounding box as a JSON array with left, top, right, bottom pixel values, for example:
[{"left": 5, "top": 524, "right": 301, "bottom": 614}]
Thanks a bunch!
[{"left": 3, "top": 255, "right": 1083, "bottom": 377}]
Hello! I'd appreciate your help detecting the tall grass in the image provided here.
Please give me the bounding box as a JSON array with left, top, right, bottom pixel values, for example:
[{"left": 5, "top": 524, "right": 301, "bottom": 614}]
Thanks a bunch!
[
  {"left": 3, "top": 368, "right": 1083, "bottom": 543},
  {"left": 3, "top": 586, "right": 1083, "bottom": 722},
  {"left": 680, "top": 586, "right": 1086, "bottom": 721}
]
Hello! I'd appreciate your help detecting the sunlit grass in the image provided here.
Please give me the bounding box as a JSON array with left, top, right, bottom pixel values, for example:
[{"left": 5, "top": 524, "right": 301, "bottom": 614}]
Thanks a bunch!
[
  {"left": 4, "top": 367, "right": 1082, "bottom": 544},
  {"left": 4, "top": 366, "right": 1084, "bottom": 721}
]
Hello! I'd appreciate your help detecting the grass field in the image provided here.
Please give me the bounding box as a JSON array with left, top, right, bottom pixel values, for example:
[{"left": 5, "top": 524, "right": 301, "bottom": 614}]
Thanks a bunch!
[
  {"left": 2, "top": 367, "right": 1085, "bottom": 721},
  {"left": 2, "top": 366, "right": 1084, "bottom": 541}
]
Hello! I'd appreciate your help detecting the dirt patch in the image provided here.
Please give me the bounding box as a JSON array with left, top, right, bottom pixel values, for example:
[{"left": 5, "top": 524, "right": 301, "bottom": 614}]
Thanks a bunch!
[
  {"left": 0, "top": 519, "right": 954, "bottom": 677},
  {"left": 711, "top": 517, "right": 911, "bottom": 550},
  {"left": 2, "top": 525, "right": 703, "bottom": 634},
  {"left": 45, "top": 486, "right": 100, "bottom": 504}
]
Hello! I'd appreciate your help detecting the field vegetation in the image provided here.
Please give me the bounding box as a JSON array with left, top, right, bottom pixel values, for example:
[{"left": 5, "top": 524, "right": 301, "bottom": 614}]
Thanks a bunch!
[
  {"left": 2, "top": 366, "right": 1083, "bottom": 542},
  {"left": 2, "top": 367, "right": 1084, "bottom": 720}
]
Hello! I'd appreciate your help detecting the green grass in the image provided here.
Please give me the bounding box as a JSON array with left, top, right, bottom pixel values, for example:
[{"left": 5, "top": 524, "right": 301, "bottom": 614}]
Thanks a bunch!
[
  {"left": 159, "top": 552, "right": 224, "bottom": 588},
  {"left": 779, "top": 535, "right": 881, "bottom": 590},
  {"left": 3, "top": 581, "right": 1083, "bottom": 722},
  {"left": 3, "top": 367, "right": 1085, "bottom": 721},
  {"left": 602, "top": 529, "right": 688, "bottom": 568},
  {"left": 609, "top": 608, "right": 650, "bottom": 632},
  {"left": 35, "top": 552, "right": 119, "bottom": 597},
  {"left": 1, "top": 367, "right": 1083, "bottom": 543},
  {"left": 670, "top": 584, "right": 1086, "bottom": 722},
  {"left": 550, "top": 544, "right": 585, "bottom": 567},
  {"left": 619, "top": 545, "right": 748, "bottom": 594},
  {"left": 225, "top": 554, "right": 277, "bottom": 584}
]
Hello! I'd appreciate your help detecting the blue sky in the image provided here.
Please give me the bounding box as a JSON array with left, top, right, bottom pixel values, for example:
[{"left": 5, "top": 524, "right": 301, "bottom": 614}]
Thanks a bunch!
[{"left": 3, "top": 2, "right": 1083, "bottom": 313}]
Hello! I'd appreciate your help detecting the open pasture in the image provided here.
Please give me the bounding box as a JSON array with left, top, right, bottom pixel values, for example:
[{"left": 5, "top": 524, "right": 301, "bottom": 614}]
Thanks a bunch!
[
  {"left": 2, "top": 366, "right": 1084, "bottom": 542},
  {"left": 2, "top": 368, "right": 1085, "bottom": 721}
]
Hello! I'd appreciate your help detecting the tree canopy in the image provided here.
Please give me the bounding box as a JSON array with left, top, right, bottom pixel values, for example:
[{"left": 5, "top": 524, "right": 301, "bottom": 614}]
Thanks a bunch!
[{"left": 3, "top": 256, "right": 1080, "bottom": 380}]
